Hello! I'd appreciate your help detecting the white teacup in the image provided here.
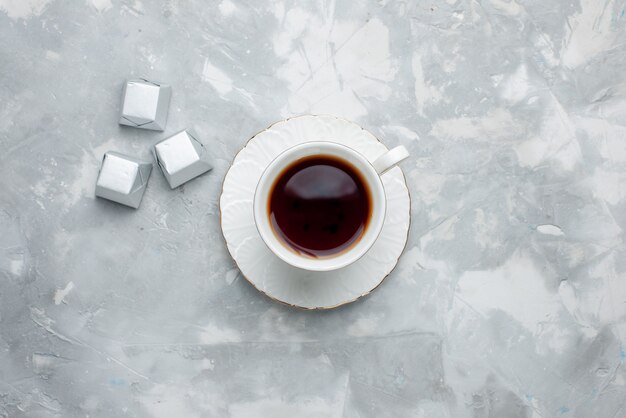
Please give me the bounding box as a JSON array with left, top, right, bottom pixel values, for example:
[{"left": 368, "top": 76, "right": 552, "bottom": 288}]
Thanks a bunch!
[{"left": 253, "top": 141, "right": 409, "bottom": 271}]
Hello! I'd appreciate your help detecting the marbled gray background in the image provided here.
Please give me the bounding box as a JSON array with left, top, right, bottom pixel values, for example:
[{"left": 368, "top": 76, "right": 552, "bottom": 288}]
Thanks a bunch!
[{"left": 1, "top": 0, "right": 625, "bottom": 417}]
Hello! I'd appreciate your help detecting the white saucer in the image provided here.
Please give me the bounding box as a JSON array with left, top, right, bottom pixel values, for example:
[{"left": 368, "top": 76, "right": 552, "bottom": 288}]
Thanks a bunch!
[{"left": 220, "top": 115, "right": 410, "bottom": 309}]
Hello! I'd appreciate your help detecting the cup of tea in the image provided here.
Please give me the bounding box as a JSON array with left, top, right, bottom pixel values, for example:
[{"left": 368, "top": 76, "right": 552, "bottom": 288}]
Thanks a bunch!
[{"left": 253, "top": 141, "right": 409, "bottom": 271}]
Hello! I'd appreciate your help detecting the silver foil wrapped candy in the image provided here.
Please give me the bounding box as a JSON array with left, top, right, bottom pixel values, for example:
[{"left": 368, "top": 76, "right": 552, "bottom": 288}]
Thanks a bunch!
[
  {"left": 95, "top": 151, "right": 152, "bottom": 208},
  {"left": 119, "top": 78, "right": 171, "bottom": 131},
  {"left": 153, "top": 130, "right": 213, "bottom": 189}
]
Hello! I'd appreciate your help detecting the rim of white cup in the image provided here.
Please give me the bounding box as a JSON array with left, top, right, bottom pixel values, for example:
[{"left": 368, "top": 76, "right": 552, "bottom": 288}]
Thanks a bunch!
[{"left": 253, "top": 141, "right": 387, "bottom": 272}]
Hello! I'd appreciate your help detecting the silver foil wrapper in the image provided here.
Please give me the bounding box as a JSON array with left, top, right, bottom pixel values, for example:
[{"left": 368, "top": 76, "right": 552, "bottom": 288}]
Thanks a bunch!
[
  {"left": 95, "top": 151, "right": 152, "bottom": 208},
  {"left": 153, "top": 130, "right": 213, "bottom": 189},
  {"left": 119, "top": 78, "right": 171, "bottom": 131}
]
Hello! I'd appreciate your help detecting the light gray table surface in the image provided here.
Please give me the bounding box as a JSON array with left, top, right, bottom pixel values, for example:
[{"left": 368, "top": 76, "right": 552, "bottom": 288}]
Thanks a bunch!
[{"left": 1, "top": 0, "right": 625, "bottom": 417}]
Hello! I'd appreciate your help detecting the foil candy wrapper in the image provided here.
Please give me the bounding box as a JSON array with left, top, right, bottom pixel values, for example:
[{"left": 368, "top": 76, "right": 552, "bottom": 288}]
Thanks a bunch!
[
  {"left": 119, "top": 78, "right": 171, "bottom": 131},
  {"left": 95, "top": 151, "right": 152, "bottom": 208},
  {"left": 153, "top": 129, "right": 213, "bottom": 189}
]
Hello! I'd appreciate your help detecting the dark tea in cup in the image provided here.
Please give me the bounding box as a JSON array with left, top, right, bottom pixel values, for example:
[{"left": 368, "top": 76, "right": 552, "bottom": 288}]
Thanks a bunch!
[{"left": 268, "top": 155, "right": 372, "bottom": 258}]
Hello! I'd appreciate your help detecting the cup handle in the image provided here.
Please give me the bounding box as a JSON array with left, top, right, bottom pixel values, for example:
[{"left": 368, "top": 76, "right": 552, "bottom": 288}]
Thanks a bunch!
[{"left": 372, "top": 145, "right": 409, "bottom": 175}]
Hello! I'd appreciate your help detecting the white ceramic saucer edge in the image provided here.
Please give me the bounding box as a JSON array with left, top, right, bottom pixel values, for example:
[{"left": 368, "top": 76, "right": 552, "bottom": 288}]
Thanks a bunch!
[{"left": 219, "top": 115, "right": 411, "bottom": 310}]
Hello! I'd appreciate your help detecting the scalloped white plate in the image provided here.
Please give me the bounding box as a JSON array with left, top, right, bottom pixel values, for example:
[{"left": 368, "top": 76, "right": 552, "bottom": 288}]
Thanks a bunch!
[{"left": 220, "top": 115, "right": 410, "bottom": 309}]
